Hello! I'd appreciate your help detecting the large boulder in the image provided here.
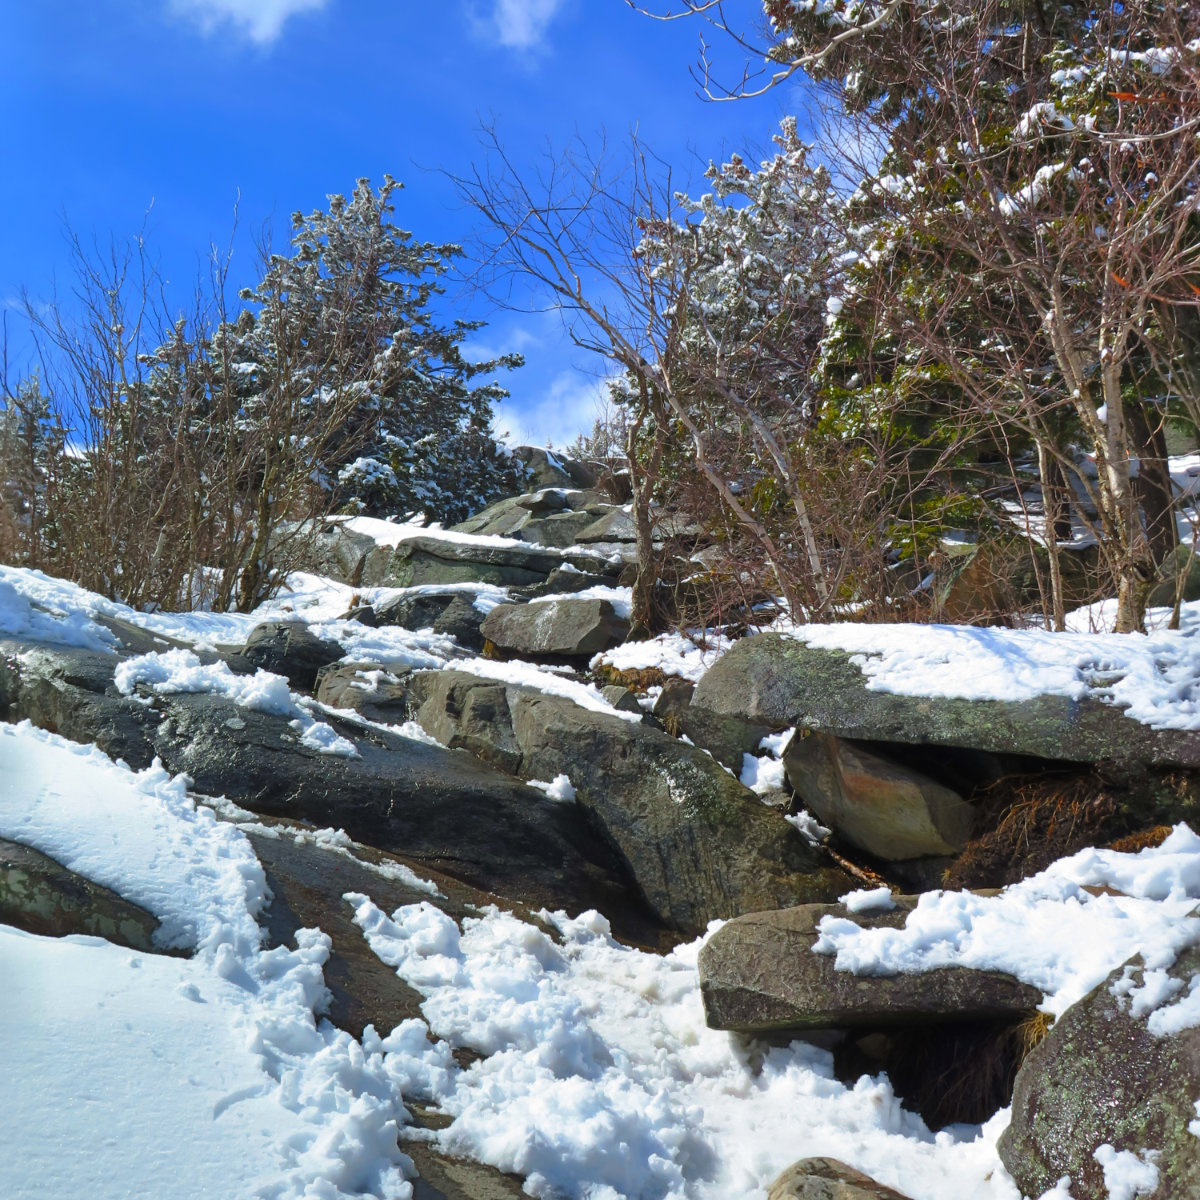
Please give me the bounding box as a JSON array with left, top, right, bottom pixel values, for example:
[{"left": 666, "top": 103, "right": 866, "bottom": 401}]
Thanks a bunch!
[
  {"left": 453, "top": 490, "right": 606, "bottom": 548},
  {"left": 374, "top": 590, "right": 487, "bottom": 650},
  {"left": 0, "top": 638, "right": 649, "bottom": 935},
  {"left": 239, "top": 621, "right": 344, "bottom": 692},
  {"left": 509, "top": 445, "right": 597, "bottom": 491},
  {"left": 691, "top": 633, "right": 1200, "bottom": 770},
  {"left": 0, "top": 837, "right": 162, "bottom": 953},
  {"left": 481, "top": 598, "right": 630, "bottom": 660},
  {"left": 999, "top": 947, "right": 1200, "bottom": 1200},
  {"left": 769, "top": 1159, "right": 913, "bottom": 1200},
  {"left": 784, "top": 732, "right": 973, "bottom": 861},
  {"left": 698, "top": 899, "right": 1042, "bottom": 1033},
  {"left": 406, "top": 670, "right": 852, "bottom": 934}
]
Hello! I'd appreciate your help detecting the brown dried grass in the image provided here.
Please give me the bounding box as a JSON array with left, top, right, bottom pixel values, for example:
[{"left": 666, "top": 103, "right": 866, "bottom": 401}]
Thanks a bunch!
[{"left": 944, "top": 772, "right": 1122, "bottom": 890}]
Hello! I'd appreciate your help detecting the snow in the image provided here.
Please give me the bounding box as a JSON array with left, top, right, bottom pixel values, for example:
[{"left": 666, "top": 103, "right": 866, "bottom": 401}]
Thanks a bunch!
[
  {"left": 114, "top": 647, "right": 360, "bottom": 758},
  {"left": 812, "top": 825, "right": 1200, "bottom": 1019},
  {"left": 527, "top": 773, "right": 578, "bottom": 802},
  {"left": 785, "top": 605, "right": 1200, "bottom": 731},
  {"left": 786, "top": 810, "right": 833, "bottom": 844},
  {"left": 451, "top": 654, "right": 645, "bottom": 722},
  {"left": 341, "top": 515, "right": 607, "bottom": 570},
  {"left": 536, "top": 584, "right": 634, "bottom": 620},
  {"left": 594, "top": 628, "right": 739, "bottom": 684},
  {"left": 350, "top": 898, "right": 1022, "bottom": 1200},
  {"left": 1093, "top": 1145, "right": 1160, "bottom": 1200},
  {"left": 0, "top": 724, "right": 415, "bottom": 1200},
  {"left": 740, "top": 727, "right": 795, "bottom": 795},
  {"left": 842, "top": 886, "right": 897, "bottom": 914}
]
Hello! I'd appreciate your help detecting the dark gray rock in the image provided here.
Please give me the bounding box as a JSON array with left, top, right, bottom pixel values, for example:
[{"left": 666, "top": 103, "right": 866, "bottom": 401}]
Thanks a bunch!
[
  {"left": 653, "top": 676, "right": 773, "bottom": 773},
  {"left": 784, "top": 733, "right": 973, "bottom": 861},
  {"left": 698, "top": 900, "right": 1042, "bottom": 1033},
  {"left": 999, "top": 947, "right": 1200, "bottom": 1200},
  {"left": 0, "top": 638, "right": 652, "bottom": 938},
  {"left": 432, "top": 595, "right": 486, "bottom": 650},
  {"left": 407, "top": 670, "right": 853, "bottom": 934},
  {"left": 241, "top": 621, "right": 344, "bottom": 692},
  {"left": 0, "top": 837, "right": 162, "bottom": 953},
  {"left": 510, "top": 567, "right": 618, "bottom": 601},
  {"left": 691, "top": 632, "right": 1200, "bottom": 769},
  {"left": 481, "top": 598, "right": 630, "bottom": 659},
  {"left": 600, "top": 685, "right": 643, "bottom": 714},
  {"left": 342, "top": 604, "right": 378, "bottom": 627},
  {"left": 375, "top": 590, "right": 486, "bottom": 650},
  {"left": 768, "top": 1159, "right": 914, "bottom": 1200}
]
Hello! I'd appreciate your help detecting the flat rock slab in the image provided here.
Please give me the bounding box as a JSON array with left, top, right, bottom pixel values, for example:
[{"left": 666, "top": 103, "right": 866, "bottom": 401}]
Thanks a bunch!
[
  {"left": 691, "top": 633, "right": 1200, "bottom": 769},
  {"left": 769, "top": 1158, "right": 914, "bottom": 1200},
  {"left": 0, "top": 638, "right": 649, "bottom": 938},
  {"left": 784, "top": 732, "right": 972, "bottom": 861},
  {"left": 698, "top": 899, "right": 1042, "bottom": 1033},
  {"left": 481, "top": 598, "right": 630, "bottom": 659},
  {"left": 0, "top": 837, "right": 162, "bottom": 953},
  {"left": 363, "top": 535, "right": 618, "bottom": 590},
  {"left": 999, "top": 947, "right": 1200, "bottom": 1200}
]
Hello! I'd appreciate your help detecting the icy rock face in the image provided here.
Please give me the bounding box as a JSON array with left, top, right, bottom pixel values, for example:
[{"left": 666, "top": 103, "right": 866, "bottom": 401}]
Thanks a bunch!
[
  {"left": 480, "top": 597, "right": 630, "bottom": 660},
  {"left": 999, "top": 945, "right": 1200, "bottom": 1200},
  {"left": 407, "top": 669, "right": 853, "bottom": 933},
  {"left": 698, "top": 899, "right": 1042, "bottom": 1034},
  {"left": 768, "top": 1157, "right": 914, "bottom": 1200}
]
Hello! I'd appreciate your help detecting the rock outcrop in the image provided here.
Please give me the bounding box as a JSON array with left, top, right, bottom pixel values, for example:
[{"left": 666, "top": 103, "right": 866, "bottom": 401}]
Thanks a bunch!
[
  {"left": 698, "top": 899, "right": 1041, "bottom": 1033},
  {"left": 240, "top": 621, "right": 344, "bottom": 691},
  {"left": 691, "top": 632, "right": 1200, "bottom": 769},
  {"left": 406, "top": 669, "right": 852, "bottom": 933},
  {"left": 0, "top": 837, "right": 163, "bottom": 952},
  {"left": 0, "top": 638, "right": 648, "bottom": 934}
]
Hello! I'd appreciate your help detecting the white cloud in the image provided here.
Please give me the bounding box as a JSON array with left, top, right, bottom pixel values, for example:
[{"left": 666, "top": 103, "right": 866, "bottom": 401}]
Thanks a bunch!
[
  {"left": 471, "top": 0, "right": 566, "bottom": 51},
  {"left": 167, "top": 0, "right": 328, "bottom": 44},
  {"left": 492, "top": 369, "right": 612, "bottom": 451}
]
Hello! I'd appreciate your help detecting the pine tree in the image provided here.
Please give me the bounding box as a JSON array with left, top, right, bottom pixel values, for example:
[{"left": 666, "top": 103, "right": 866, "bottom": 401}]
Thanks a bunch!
[{"left": 236, "top": 177, "right": 524, "bottom": 526}]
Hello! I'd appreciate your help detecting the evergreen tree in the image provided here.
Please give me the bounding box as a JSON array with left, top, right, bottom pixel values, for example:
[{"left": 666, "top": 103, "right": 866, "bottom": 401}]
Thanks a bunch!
[{"left": 235, "top": 177, "right": 525, "bottom": 526}]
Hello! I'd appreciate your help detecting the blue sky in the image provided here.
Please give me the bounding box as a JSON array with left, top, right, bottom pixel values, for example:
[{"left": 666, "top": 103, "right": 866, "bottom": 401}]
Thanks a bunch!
[{"left": 1, "top": 0, "right": 802, "bottom": 447}]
